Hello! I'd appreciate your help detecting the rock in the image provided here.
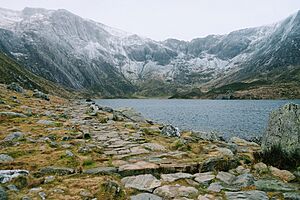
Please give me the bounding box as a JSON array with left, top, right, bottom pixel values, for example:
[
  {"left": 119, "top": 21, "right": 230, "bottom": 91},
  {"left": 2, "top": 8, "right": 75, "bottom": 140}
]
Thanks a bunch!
[
  {"left": 142, "top": 143, "right": 166, "bottom": 151},
  {"left": 121, "top": 174, "right": 161, "bottom": 192},
  {"left": 44, "top": 176, "right": 55, "bottom": 184},
  {"left": 262, "top": 103, "right": 300, "bottom": 154},
  {"left": 0, "top": 99, "right": 5, "bottom": 104},
  {"left": 39, "top": 191, "right": 46, "bottom": 200},
  {"left": 235, "top": 165, "right": 250, "bottom": 174},
  {"left": 161, "top": 124, "right": 180, "bottom": 137},
  {"left": 0, "top": 186, "right": 8, "bottom": 200},
  {"left": 225, "top": 190, "right": 269, "bottom": 200},
  {"left": 229, "top": 137, "right": 259, "bottom": 146},
  {"left": 270, "top": 166, "right": 296, "bottom": 182},
  {"left": 215, "top": 147, "right": 234, "bottom": 157},
  {"left": 102, "top": 106, "right": 114, "bottom": 113},
  {"left": 0, "top": 170, "right": 29, "bottom": 183},
  {"left": 161, "top": 172, "right": 194, "bottom": 182},
  {"left": 0, "top": 112, "right": 27, "bottom": 119},
  {"left": 231, "top": 173, "right": 255, "bottom": 188},
  {"left": 65, "top": 150, "right": 74, "bottom": 157},
  {"left": 283, "top": 192, "right": 300, "bottom": 200},
  {"left": 119, "top": 161, "right": 159, "bottom": 176},
  {"left": 192, "top": 131, "right": 223, "bottom": 141},
  {"left": 80, "top": 189, "right": 93, "bottom": 198},
  {"left": 130, "top": 193, "right": 162, "bottom": 200},
  {"left": 253, "top": 162, "right": 268, "bottom": 173},
  {"left": 198, "top": 194, "right": 221, "bottom": 200},
  {"left": 33, "top": 89, "right": 49, "bottom": 101},
  {"left": 0, "top": 154, "right": 14, "bottom": 162},
  {"left": 21, "top": 196, "right": 32, "bottom": 200},
  {"left": 3, "top": 132, "right": 24, "bottom": 141},
  {"left": 37, "top": 120, "right": 55, "bottom": 126},
  {"left": 207, "top": 182, "right": 223, "bottom": 192},
  {"left": 7, "top": 82, "right": 24, "bottom": 93},
  {"left": 83, "top": 167, "right": 117, "bottom": 175},
  {"left": 194, "top": 172, "right": 215, "bottom": 185},
  {"left": 255, "top": 179, "right": 296, "bottom": 192},
  {"left": 6, "top": 184, "right": 19, "bottom": 192},
  {"left": 78, "top": 145, "right": 92, "bottom": 154},
  {"left": 113, "top": 108, "right": 146, "bottom": 122},
  {"left": 39, "top": 167, "right": 75, "bottom": 176},
  {"left": 216, "top": 171, "right": 235, "bottom": 184},
  {"left": 153, "top": 185, "right": 198, "bottom": 199}
]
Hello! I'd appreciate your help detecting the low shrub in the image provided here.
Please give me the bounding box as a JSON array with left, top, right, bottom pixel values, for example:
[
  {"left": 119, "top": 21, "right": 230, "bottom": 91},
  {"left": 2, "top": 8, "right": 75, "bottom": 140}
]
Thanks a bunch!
[{"left": 254, "top": 144, "right": 300, "bottom": 170}]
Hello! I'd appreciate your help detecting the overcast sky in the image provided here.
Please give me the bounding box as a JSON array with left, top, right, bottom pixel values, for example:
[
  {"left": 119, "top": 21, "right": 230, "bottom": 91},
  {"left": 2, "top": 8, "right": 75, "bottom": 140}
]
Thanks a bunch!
[{"left": 1, "top": 0, "right": 300, "bottom": 41}]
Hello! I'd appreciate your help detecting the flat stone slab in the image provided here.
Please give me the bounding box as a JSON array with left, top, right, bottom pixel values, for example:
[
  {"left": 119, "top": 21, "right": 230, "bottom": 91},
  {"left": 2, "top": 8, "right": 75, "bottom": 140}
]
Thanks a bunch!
[
  {"left": 142, "top": 143, "right": 166, "bottom": 151},
  {"left": 83, "top": 167, "right": 117, "bottom": 175},
  {"left": 119, "top": 161, "right": 159, "bottom": 176},
  {"left": 225, "top": 190, "right": 269, "bottom": 200},
  {"left": 216, "top": 171, "right": 235, "bottom": 184},
  {"left": 121, "top": 174, "right": 161, "bottom": 192},
  {"left": 130, "top": 193, "right": 162, "bottom": 200},
  {"left": 194, "top": 172, "right": 215, "bottom": 185},
  {"left": 254, "top": 179, "right": 296, "bottom": 192},
  {"left": 161, "top": 172, "right": 194, "bottom": 182},
  {"left": 153, "top": 185, "right": 198, "bottom": 199},
  {"left": 207, "top": 182, "right": 223, "bottom": 192}
]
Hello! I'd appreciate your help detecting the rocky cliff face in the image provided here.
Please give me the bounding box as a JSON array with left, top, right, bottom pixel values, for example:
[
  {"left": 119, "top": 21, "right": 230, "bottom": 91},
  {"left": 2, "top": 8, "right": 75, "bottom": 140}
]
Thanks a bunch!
[
  {"left": 262, "top": 103, "right": 300, "bottom": 153},
  {"left": 0, "top": 7, "right": 299, "bottom": 96}
]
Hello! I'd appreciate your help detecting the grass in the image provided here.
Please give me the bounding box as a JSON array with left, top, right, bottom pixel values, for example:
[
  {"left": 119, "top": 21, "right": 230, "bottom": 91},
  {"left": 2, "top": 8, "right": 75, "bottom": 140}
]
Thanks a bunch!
[{"left": 254, "top": 144, "right": 300, "bottom": 170}]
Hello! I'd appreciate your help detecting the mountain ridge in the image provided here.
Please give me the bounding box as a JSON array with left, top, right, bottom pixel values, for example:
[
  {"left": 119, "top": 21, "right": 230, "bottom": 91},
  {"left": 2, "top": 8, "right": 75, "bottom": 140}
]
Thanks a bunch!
[{"left": 0, "top": 7, "right": 299, "bottom": 98}]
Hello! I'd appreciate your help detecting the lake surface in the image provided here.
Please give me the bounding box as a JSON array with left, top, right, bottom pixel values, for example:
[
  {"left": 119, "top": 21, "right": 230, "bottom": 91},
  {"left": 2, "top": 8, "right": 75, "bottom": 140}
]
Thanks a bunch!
[{"left": 95, "top": 99, "right": 300, "bottom": 139}]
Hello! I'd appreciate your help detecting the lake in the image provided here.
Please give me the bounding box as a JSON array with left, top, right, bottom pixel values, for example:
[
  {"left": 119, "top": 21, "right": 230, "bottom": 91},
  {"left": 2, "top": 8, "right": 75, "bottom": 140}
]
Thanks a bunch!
[{"left": 94, "top": 99, "right": 300, "bottom": 140}]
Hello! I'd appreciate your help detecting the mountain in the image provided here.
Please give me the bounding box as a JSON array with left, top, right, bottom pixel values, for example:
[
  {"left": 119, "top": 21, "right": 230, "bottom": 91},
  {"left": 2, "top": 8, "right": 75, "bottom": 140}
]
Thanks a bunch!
[
  {"left": 0, "top": 7, "right": 299, "bottom": 98},
  {"left": 0, "top": 51, "right": 74, "bottom": 98}
]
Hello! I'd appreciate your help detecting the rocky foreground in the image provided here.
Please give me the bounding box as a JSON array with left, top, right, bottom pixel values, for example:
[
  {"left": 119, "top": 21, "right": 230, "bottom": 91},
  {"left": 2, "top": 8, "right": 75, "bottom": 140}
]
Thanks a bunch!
[{"left": 0, "top": 83, "right": 299, "bottom": 200}]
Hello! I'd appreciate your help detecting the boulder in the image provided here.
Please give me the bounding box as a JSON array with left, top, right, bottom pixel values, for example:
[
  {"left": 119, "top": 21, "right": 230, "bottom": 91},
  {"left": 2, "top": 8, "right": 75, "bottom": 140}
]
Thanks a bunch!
[
  {"left": 0, "top": 112, "right": 27, "bottom": 119},
  {"left": 3, "top": 132, "right": 24, "bottom": 141},
  {"left": 113, "top": 108, "right": 146, "bottom": 122},
  {"left": 153, "top": 185, "right": 198, "bottom": 199},
  {"left": 253, "top": 162, "right": 268, "bottom": 174},
  {"left": 225, "top": 190, "right": 269, "bottom": 200},
  {"left": 262, "top": 103, "right": 300, "bottom": 154},
  {"left": 121, "top": 174, "right": 161, "bottom": 192},
  {"left": 161, "top": 125, "right": 180, "bottom": 137},
  {"left": 33, "top": 89, "right": 49, "bottom": 101},
  {"left": 7, "top": 82, "right": 24, "bottom": 93},
  {"left": 0, "top": 154, "right": 14, "bottom": 162},
  {"left": 130, "top": 193, "right": 162, "bottom": 200},
  {"left": 270, "top": 166, "right": 296, "bottom": 182},
  {"left": 0, "top": 170, "right": 29, "bottom": 183}
]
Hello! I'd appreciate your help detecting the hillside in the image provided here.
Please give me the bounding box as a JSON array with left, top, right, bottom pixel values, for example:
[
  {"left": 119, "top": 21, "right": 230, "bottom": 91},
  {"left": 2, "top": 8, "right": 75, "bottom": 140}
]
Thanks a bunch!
[{"left": 0, "top": 51, "right": 74, "bottom": 98}]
